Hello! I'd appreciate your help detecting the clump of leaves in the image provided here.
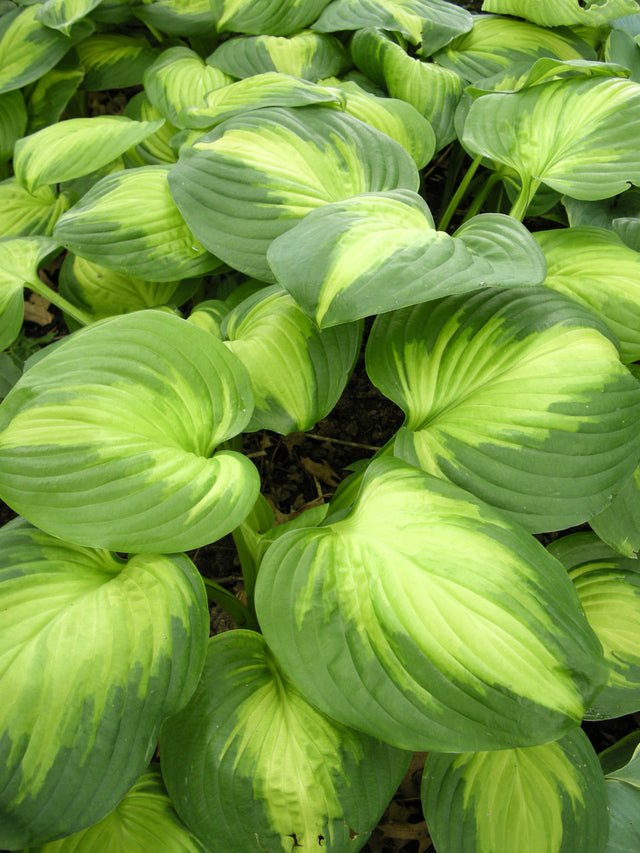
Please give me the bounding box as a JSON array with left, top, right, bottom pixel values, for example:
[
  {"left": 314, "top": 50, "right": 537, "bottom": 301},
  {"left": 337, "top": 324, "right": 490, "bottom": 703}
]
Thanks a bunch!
[{"left": 2, "top": 1, "right": 640, "bottom": 852}]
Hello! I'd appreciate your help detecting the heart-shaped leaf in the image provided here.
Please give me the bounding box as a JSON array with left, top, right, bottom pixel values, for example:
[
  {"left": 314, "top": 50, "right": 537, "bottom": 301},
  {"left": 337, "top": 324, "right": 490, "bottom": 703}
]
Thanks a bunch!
[
  {"left": 0, "top": 310, "right": 260, "bottom": 552},
  {"left": 0, "top": 518, "right": 208, "bottom": 848},
  {"left": 255, "top": 456, "right": 607, "bottom": 752},
  {"left": 161, "top": 630, "right": 412, "bottom": 852},
  {"left": 366, "top": 287, "right": 640, "bottom": 532}
]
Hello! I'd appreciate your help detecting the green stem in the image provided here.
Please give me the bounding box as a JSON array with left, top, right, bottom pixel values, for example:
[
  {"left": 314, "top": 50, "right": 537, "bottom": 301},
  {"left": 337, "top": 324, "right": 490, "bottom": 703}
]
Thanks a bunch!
[
  {"left": 437, "top": 154, "right": 483, "bottom": 231},
  {"left": 508, "top": 177, "right": 541, "bottom": 222},
  {"left": 461, "top": 171, "right": 502, "bottom": 223},
  {"left": 27, "top": 277, "right": 93, "bottom": 327}
]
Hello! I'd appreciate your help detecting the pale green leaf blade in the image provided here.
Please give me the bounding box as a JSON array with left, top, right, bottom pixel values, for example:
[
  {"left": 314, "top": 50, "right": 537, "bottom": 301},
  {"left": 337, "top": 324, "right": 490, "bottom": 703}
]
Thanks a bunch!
[
  {"left": 25, "top": 52, "right": 84, "bottom": 133},
  {"left": 366, "top": 288, "right": 640, "bottom": 532},
  {"left": 351, "top": 27, "right": 464, "bottom": 148},
  {"left": 143, "top": 46, "right": 234, "bottom": 127},
  {"left": 0, "top": 89, "right": 26, "bottom": 162},
  {"left": 14, "top": 116, "right": 165, "bottom": 193},
  {"left": 0, "top": 179, "right": 71, "bottom": 238},
  {"left": 0, "top": 310, "right": 260, "bottom": 552},
  {"left": 605, "top": 26, "right": 640, "bottom": 82},
  {"left": 169, "top": 105, "right": 419, "bottom": 281},
  {"left": 312, "top": 0, "right": 473, "bottom": 50},
  {"left": 210, "top": 29, "right": 349, "bottom": 80},
  {"left": 75, "top": 33, "right": 160, "bottom": 90},
  {"left": 24, "top": 765, "right": 208, "bottom": 852},
  {"left": 0, "top": 518, "right": 208, "bottom": 848},
  {"left": 255, "top": 456, "right": 607, "bottom": 752},
  {"left": 223, "top": 285, "right": 362, "bottom": 433},
  {"left": 181, "top": 72, "right": 345, "bottom": 129},
  {"left": 536, "top": 226, "right": 640, "bottom": 364},
  {"left": 122, "top": 92, "right": 179, "bottom": 166},
  {"left": 481, "top": 0, "right": 638, "bottom": 27},
  {"left": 462, "top": 76, "right": 640, "bottom": 200},
  {"left": 53, "top": 166, "right": 221, "bottom": 281},
  {"left": 35, "top": 0, "right": 103, "bottom": 35},
  {"left": 549, "top": 531, "right": 640, "bottom": 719},
  {"left": 0, "top": 5, "right": 93, "bottom": 93},
  {"left": 421, "top": 728, "right": 608, "bottom": 853},
  {"left": 161, "top": 630, "right": 411, "bottom": 852},
  {"left": 267, "top": 191, "right": 544, "bottom": 327},
  {"left": 433, "top": 13, "right": 595, "bottom": 83},
  {"left": 211, "top": 0, "right": 332, "bottom": 35}
]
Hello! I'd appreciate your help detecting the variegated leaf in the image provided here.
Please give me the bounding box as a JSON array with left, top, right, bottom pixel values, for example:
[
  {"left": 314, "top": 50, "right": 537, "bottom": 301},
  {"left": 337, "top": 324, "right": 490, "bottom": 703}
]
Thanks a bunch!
[
  {"left": 25, "top": 52, "right": 84, "bottom": 134},
  {"left": 366, "top": 287, "right": 640, "bottom": 532},
  {"left": 255, "top": 456, "right": 607, "bottom": 751},
  {"left": 0, "top": 310, "right": 260, "bottom": 552},
  {"left": 481, "top": 0, "right": 638, "bottom": 27},
  {"left": 75, "top": 32, "right": 159, "bottom": 90},
  {"left": 0, "top": 179, "right": 71, "bottom": 238},
  {"left": 0, "top": 518, "right": 208, "bottom": 848},
  {"left": 0, "top": 89, "right": 26, "bottom": 162},
  {"left": 133, "top": 0, "right": 215, "bottom": 36},
  {"left": 35, "top": 0, "right": 104, "bottom": 35},
  {"left": 211, "top": 0, "right": 332, "bottom": 35}
]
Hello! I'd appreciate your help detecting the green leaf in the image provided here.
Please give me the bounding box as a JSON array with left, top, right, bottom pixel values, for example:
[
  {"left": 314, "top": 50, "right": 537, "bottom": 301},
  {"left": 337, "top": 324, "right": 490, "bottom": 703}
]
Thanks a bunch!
[
  {"left": 168, "top": 105, "right": 419, "bottom": 281},
  {"left": 133, "top": 0, "right": 215, "bottom": 35},
  {"left": 535, "top": 227, "right": 640, "bottom": 364},
  {"left": 606, "top": 773, "right": 640, "bottom": 853},
  {"left": 268, "top": 190, "right": 545, "bottom": 328},
  {"left": 222, "top": 284, "right": 362, "bottom": 433},
  {"left": 350, "top": 27, "right": 464, "bottom": 148},
  {"left": 591, "top": 463, "right": 640, "bottom": 559},
  {"left": 605, "top": 26, "right": 640, "bottom": 82},
  {"left": 462, "top": 75, "right": 640, "bottom": 204},
  {"left": 549, "top": 531, "right": 640, "bottom": 720},
  {"left": 312, "top": 0, "right": 473, "bottom": 51},
  {"left": 563, "top": 188, "right": 640, "bottom": 252},
  {"left": 14, "top": 116, "right": 165, "bottom": 193},
  {"left": 0, "top": 179, "right": 71, "bottom": 238},
  {"left": 53, "top": 166, "right": 222, "bottom": 281},
  {"left": 366, "top": 287, "right": 640, "bottom": 533},
  {"left": 143, "top": 46, "right": 234, "bottom": 128},
  {"left": 25, "top": 51, "right": 84, "bottom": 133},
  {"left": 211, "top": 0, "right": 332, "bottom": 35},
  {"left": 0, "top": 5, "right": 93, "bottom": 93},
  {"left": 210, "top": 29, "right": 349, "bottom": 80},
  {"left": 161, "top": 630, "right": 411, "bottom": 852},
  {"left": 481, "top": 0, "right": 639, "bottom": 27},
  {"left": 421, "top": 728, "right": 608, "bottom": 853},
  {"left": 433, "top": 13, "right": 595, "bottom": 83},
  {"left": 255, "top": 456, "right": 607, "bottom": 752},
  {"left": 23, "top": 765, "right": 208, "bottom": 852},
  {"left": 180, "top": 72, "right": 346, "bottom": 130},
  {"left": 122, "top": 92, "right": 179, "bottom": 166},
  {"left": 35, "top": 0, "right": 104, "bottom": 35},
  {"left": 0, "top": 89, "right": 26, "bottom": 162},
  {"left": 0, "top": 352, "right": 21, "bottom": 399},
  {"left": 0, "top": 310, "right": 260, "bottom": 553},
  {"left": 74, "top": 32, "right": 159, "bottom": 90},
  {"left": 0, "top": 518, "right": 208, "bottom": 848}
]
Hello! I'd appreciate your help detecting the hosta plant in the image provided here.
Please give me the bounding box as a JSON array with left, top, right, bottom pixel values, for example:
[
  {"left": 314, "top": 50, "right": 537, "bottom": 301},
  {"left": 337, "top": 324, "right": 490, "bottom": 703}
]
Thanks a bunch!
[{"left": 2, "top": 0, "right": 640, "bottom": 851}]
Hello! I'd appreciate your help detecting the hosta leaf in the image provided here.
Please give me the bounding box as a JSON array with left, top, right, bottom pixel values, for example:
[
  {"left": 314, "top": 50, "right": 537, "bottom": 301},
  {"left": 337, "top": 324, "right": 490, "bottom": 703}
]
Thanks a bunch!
[
  {"left": 605, "top": 26, "right": 640, "bottom": 82},
  {"left": 606, "top": 772, "right": 640, "bottom": 852},
  {"left": 0, "top": 310, "right": 260, "bottom": 552},
  {"left": 591, "top": 461, "right": 640, "bottom": 558},
  {"left": 325, "top": 79, "right": 436, "bottom": 168},
  {"left": 211, "top": 0, "right": 332, "bottom": 35},
  {"left": 222, "top": 285, "right": 362, "bottom": 433},
  {"left": 14, "top": 116, "right": 165, "bottom": 193},
  {"left": 168, "top": 105, "right": 419, "bottom": 281},
  {"left": 0, "top": 179, "right": 71, "bottom": 238},
  {"left": 481, "top": 0, "right": 638, "bottom": 27},
  {"left": 25, "top": 52, "right": 84, "bottom": 133},
  {"left": 366, "top": 287, "right": 640, "bottom": 533},
  {"left": 351, "top": 27, "right": 464, "bottom": 148},
  {"left": 161, "top": 630, "right": 410, "bottom": 852},
  {"left": 255, "top": 456, "right": 607, "bottom": 752},
  {"left": 75, "top": 33, "right": 159, "bottom": 90},
  {"left": 421, "top": 728, "right": 608, "bottom": 853},
  {"left": 53, "top": 166, "right": 221, "bottom": 281},
  {"left": 0, "top": 5, "right": 93, "bottom": 93},
  {"left": 433, "top": 13, "right": 595, "bottom": 83},
  {"left": 122, "top": 92, "right": 178, "bottom": 166},
  {"left": 24, "top": 765, "right": 207, "bottom": 852},
  {"left": 210, "top": 29, "right": 349, "bottom": 80},
  {"left": 0, "top": 89, "right": 26, "bottom": 162},
  {"left": 312, "top": 0, "right": 472, "bottom": 51},
  {"left": 462, "top": 75, "right": 640, "bottom": 204},
  {"left": 0, "top": 518, "right": 208, "bottom": 848},
  {"left": 35, "top": 0, "right": 104, "bottom": 35},
  {"left": 143, "top": 46, "right": 234, "bottom": 128},
  {"left": 58, "top": 253, "right": 182, "bottom": 322},
  {"left": 535, "top": 226, "right": 640, "bottom": 364},
  {"left": 563, "top": 189, "right": 640, "bottom": 253},
  {"left": 549, "top": 532, "right": 640, "bottom": 720},
  {"left": 181, "top": 72, "right": 345, "bottom": 129},
  {"left": 268, "top": 190, "right": 545, "bottom": 327},
  {"left": 0, "top": 236, "right": 60, "bottom": 350},
  {"left": 133, "top": 0, "right": 215, "bottom": 36}
]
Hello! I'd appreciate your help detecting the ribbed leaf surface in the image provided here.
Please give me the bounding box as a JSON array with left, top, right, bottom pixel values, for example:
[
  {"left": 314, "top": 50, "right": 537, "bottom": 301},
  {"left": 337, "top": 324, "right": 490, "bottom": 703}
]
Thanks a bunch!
[{"left": 481, "top": 0, "right": 638, "bottom": 26}]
